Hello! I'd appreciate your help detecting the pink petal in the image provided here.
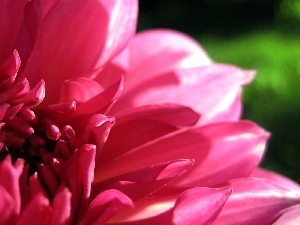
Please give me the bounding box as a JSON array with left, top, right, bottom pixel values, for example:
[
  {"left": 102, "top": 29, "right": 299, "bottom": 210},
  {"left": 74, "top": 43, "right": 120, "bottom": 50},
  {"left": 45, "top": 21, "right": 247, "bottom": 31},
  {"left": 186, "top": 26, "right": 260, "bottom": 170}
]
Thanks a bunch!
[
  {"left": 124, "top": 29, "right": 212, "bottom": 91},
  {"left": 0, "top": 79, "right": 29, "bottom": 104},
  {"left": 92, "top": 159, "right": 193, "bottom": 201},
  {"left": 108, "top": 187, "right": 231, "bottom": 224},
  {"left": 0, "top": 50, "right": 20, "bottom": 89},
  {"left": 50, "top": 187, "right": 72, "bottom": 225},
  {"left": 0, "top": 185, "right": 17, "bottom": 224},
  {"left": 115, "top": 104, "right": 200, "bottom": 127},
  {"left": 21, "top": 0, "right": 137, "bottom": 105},
  {"left": 96, "top": 121, "right": 268, "bottom": 186},
  {"left": 61, "top": 144, "right": 96, "bottom": 221},
  {"left": 16, "top": 193, "right": 51, "bottom": 225},
  {"left": 70, "top": 75, "right": 124, "bottom": 118},
  {"left": 37, "top": 163, "right": 60, "bottom": 196},
  {"left": 58, "top": 78, "right": 104, "bottom": 103},
  {"left": 76, "top": 114, "right": 115, "bottom": 152},
  {"left": 112, "top": 64, "right": 255, "bottom": 124},
  {"left": 171, "top": 187, "right": 231, "bottom": 225},
  {"left": 94, "top": 0, "right": 138, "bottom": 67},
  {"left": 12, "top": 79, "right": 45, "bottom": 109},
  {"left": 272, "top": 205, "right": 300, "bottom": 225},
  {"left": 251, "top": 168, "right": 300, "bottom": 193},
  {"left": 99, "top": 104, "right": 199, "bottom": 161},
  {"left": 0, "top": 0, "right": 28, "bottom": 64},
  {"left": 0, "top": 157, "right": 23, "bottom": 217},
  {"left": 82, "top": 189, "right": 133, "bottom": 225},
  {"left": 212, "top": 178, "right": 300, "bottom": 225}
]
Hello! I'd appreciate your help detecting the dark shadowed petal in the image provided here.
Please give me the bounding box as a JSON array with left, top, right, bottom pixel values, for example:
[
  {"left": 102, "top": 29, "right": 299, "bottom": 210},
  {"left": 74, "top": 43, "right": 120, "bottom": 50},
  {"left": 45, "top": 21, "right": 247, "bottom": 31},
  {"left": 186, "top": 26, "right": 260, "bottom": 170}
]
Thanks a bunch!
[
  {"left": 0, "top": 0, "right": 28, "bottom": 64},
  {"left": 212, "top": 178, "right": 300, "bottom": 225}
]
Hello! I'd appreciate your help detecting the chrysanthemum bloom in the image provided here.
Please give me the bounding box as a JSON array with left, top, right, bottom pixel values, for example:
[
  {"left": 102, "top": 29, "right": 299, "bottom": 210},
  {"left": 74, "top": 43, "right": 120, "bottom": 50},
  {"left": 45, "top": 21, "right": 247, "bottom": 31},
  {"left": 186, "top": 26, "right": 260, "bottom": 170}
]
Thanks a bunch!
[{"left": 1, "top": 0, "right": 300, "bottom": 224}]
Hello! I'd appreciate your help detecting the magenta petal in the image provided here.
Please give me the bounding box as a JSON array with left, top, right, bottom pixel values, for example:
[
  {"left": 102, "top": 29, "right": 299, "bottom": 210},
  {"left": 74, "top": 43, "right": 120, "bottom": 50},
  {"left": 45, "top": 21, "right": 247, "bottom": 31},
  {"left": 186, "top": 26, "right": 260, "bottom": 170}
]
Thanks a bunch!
[
  {"left": 212, "top": 178, "right": 300, "bottom": 225},
  {"left": 50, "top": 187, "right": 72, "bottom": 225},
  {"left": 16, "top": 193, "right": 52, "bottom": 225},
  {"left": 113, "top": 64, "right": 255, "bottom": 124},
  {"left": 124, "top": 29, "right": 212, "bottom": 91},
  {"left": 108, "top": 187, "right": 231, "bottom": 224},
  {"left": 0, "top": 0, "right": 28, "bottom": 64},
  {"left": 272, "top": 205, "right": 300, "bottom": 225},
  {"left": 252, "top": 168, "right": 300, "bottom": 193},
  {"left": 61, "top": 144, "right": 96, "bottom": 222},
  {"left": 0, "top": 185, "right": 16, "bottom": 224},
  {"left": 99, "top": 104, "right": 200, "bottom": 161},
  {"left": 171, "top": 187, "right": 231, "bottom": 225},
  {"left": 21, "top": 0, "right": 137, "bottom": 105},
  {"left": 96, "top": 121, "right": 268, "bottom": 185},
  {"left": 82, "top": 189, "right": 133, "bottom": 225},
  {"left": 72, "top": 75, "right": 124, "bottom": 117},
  {"left": 93, "top": 159, "right": 193, "bottom": 201},
  {"left": 115, "top": 104, "right": 200, "bottom": 127},
  {"left": 59, "top": 78, "right": 104, "bottom": 103},
  {"left": 94, "top": 0, "right": 138, "bottom": 67},
  {"left": 78, "top": 114, "right": 115, "bottom": 153},
  {"left": 0, "top": 157, "right": 23, "bottom": 217},
  {"left": 0, "top": 50, "right": 20, "bottom": 89}
]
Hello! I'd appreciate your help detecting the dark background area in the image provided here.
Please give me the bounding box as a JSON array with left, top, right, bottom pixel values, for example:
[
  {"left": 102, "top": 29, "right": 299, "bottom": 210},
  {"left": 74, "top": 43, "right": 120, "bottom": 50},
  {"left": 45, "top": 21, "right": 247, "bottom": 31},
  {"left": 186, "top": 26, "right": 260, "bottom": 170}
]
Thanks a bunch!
[{"left": 138, "top": 0, "right": 300, "bottom": 182}]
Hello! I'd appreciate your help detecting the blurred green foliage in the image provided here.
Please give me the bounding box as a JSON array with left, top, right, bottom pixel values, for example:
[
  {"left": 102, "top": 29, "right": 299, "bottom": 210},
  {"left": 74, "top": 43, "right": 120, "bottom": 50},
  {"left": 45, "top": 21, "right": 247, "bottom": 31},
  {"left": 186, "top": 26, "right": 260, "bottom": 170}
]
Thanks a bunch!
[{"left": 138, "top": 0, "right": 300, "bottom": 182}]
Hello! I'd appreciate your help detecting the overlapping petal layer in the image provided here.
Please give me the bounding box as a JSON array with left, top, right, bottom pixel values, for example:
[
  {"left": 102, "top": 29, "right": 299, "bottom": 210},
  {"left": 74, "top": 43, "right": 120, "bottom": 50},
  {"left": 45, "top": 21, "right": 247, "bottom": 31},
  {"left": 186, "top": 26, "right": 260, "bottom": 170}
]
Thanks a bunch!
[{"left": 1, "top": 0, "right": 299, "bottom": 224}]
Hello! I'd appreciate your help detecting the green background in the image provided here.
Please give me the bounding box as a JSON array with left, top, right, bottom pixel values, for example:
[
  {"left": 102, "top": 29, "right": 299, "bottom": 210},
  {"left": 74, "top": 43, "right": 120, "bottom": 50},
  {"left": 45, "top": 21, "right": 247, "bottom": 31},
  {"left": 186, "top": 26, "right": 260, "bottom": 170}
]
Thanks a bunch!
[{"left": 138, "top": 0, "right": 300, "bottom": 182}]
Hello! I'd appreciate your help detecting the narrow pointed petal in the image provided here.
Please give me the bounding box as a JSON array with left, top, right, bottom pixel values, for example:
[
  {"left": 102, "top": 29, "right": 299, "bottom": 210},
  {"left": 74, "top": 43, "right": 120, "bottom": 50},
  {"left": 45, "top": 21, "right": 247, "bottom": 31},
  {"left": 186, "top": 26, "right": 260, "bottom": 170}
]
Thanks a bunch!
[
  {"left": 272, "top": 205, "right": 300, "bottom": 225},
  {"left": 77, "top": 114, "right": 115, "bottom": 152},
  {"left": 0, "top": 50, "right": 20, "bottom": 89},
  {"left": 212, "top": 179, "right": 300, "bottom": 225},
  {"left": 71, "top": 75, "right": 124, "bottom": 117},
  {"left": 82, "top": 189, "right": 133, "bottom": 225},
  {"left": 108, "top": 187, "right": 231, "bottom": 224},
  {"left": 92, "top": 160, "right": 193, "bottom": 201},
  {"left": 171, "top": 187, "right": 231, "bottom": 225},
  {"left": 61, "top": 144, "right": 96, "bottom": 221}
]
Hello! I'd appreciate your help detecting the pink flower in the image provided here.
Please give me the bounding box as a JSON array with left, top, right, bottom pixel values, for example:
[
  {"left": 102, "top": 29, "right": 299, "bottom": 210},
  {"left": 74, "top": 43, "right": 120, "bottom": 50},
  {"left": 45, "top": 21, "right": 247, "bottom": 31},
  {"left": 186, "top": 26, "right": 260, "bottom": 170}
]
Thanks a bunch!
[{"left": 1, "top": 0, "right": 300, "bottom": 224}]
